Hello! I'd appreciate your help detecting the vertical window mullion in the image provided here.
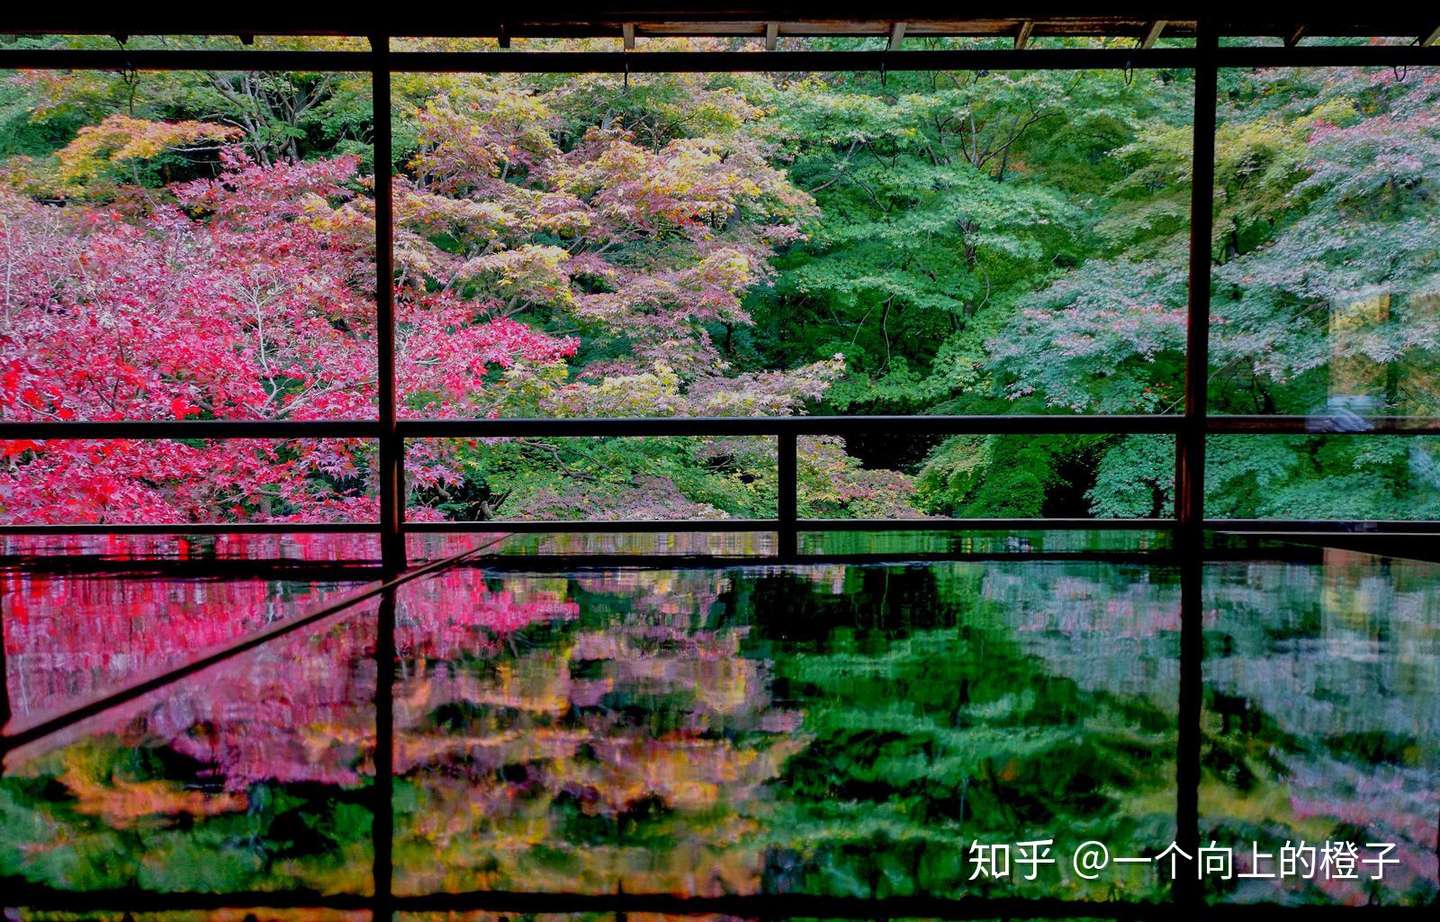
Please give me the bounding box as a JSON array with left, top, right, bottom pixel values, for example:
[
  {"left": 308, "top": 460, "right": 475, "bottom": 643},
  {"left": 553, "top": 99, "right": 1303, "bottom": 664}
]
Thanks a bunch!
[
  {"left": 1176, "top": 19, "right": 1219, "bottom": 911},
  {"left": 373, "top": 36, "right": 404, "bottom": 572}
]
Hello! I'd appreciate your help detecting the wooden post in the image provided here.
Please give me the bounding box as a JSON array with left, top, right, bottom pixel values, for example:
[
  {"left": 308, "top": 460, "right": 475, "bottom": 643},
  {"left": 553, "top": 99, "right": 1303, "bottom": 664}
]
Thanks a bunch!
[
  {"left": 1176, "top": 19, "right": 1218, "bottom": 911},
  {"left": 372, "top": 34, "right": 405, "bottom": 573},
  {"left": 778, "top": 432, "right": 797, "bottom": 560},
  {"left": 888, "top": 22, "right": 907, "bottom": 51},
  {"left": 1015, "top": 20, "right": 1034, "bottom": 49}
]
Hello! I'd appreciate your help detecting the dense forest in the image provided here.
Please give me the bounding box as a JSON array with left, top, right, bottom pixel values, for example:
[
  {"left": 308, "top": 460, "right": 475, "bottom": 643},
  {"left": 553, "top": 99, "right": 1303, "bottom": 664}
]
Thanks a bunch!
[{"left": 1, "top": 36, "right": 1437, "bottom": 523}]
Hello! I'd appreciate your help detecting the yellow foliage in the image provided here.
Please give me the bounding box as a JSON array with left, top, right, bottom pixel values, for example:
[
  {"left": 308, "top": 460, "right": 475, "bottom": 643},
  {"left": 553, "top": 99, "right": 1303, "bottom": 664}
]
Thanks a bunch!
[
  {"left": 58, "top": 758, "right": 247, "bottom": 827},
  {"left": 55, "top": 114, "right": 240, "bottom": 189}
]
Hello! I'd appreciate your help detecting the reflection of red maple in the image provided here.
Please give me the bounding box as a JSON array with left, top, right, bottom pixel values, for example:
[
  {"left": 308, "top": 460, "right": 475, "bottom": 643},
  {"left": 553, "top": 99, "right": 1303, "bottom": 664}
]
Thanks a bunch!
[
  {"left": 5, "top": 566, "right": 591, "bottom": 791},
  {"left": 8, "top": 606, "right": 379, "bottom": 793},
  {"left": 152, "top": 612, "right": 379, "bottom": 789},
  {"left": 0, "top": 532, "right": 384, "bottom": 563},
  {"left": 390, "top": 568, "right": 804, "bottom": 897},
  {"left": 2, "top": 560, "right": 366, "bottom": 729},
  {"left": 396, "top": 565, "right": 579, "bottom": 661}
]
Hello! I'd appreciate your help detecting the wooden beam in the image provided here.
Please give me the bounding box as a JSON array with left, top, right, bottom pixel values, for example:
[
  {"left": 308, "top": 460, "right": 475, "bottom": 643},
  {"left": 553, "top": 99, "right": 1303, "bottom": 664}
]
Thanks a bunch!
[
  {"left": 1140, "top": 20, "right": 1166, "bottom": 49},
  {"left": 765, "top": 21, "right": 778, "bottom": 51},
  {"left": 888, "top": 22, "right": 906, "bottom": 51},
  {"left": 622, "top": 22, "right": 635, "bottom": 50},
  {"left": 1423, "top": 24, "right": 1440, "bottom": 47},
  {"left": 1286, "top": 24, "right": 1306, "bottom": 48},
  {"left": 1015, "top": 20, "right": 1034, "bottom": 50}
]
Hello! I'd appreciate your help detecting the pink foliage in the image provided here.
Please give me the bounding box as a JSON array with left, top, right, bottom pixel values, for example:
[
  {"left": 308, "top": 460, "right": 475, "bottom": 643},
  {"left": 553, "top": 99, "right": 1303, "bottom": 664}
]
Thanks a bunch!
[
  {"left": 2, "top": 561, "right": 363, "bottom": 730},
  {"left": 0, "top": 153, "right": 575, "bottom": 523}
]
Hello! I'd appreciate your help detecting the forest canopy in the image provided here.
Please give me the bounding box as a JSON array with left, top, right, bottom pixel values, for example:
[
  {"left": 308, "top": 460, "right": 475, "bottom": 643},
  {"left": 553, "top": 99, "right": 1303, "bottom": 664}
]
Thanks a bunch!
[{"left": 1, "top": 36, "right": 1438, "bottom": 524}]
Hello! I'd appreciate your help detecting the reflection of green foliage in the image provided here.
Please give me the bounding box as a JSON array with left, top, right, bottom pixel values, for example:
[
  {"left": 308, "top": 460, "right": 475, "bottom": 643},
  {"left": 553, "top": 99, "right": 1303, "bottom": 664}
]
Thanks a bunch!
[
  {"left": 0, "top": 738, "right": 372, "bottom": 893},
  {"left": 1323, "top": 730, "right": 1423, "bottom": 767},
  {"left": 1201, "top": 554, "right": 1440, "bottom": 906},
  {"left": 744, "top": 566, "right": 1177, "bottom": 901},
  {"left": 4, "top": 556, "right": 1437, "bottom": 905}
]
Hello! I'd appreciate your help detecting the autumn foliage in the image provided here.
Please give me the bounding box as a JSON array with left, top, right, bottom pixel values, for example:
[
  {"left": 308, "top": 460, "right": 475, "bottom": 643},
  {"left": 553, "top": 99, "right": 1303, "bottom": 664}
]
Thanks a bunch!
[
  {"left": 2, "top": 54, "right": 1438, "bottom": 523},
  {"left": 0, "top": 67, "right": 909, "bottom": 523}
]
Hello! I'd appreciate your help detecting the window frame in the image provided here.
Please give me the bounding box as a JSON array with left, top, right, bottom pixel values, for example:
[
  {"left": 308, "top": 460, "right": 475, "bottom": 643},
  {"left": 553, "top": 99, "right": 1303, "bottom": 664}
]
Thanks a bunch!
[
  {"left": 3, "top": 21, "right": 1440, "bottom": 919},
  {"left": 0, "top": 33, "right": 1438, "bottom": 567}
]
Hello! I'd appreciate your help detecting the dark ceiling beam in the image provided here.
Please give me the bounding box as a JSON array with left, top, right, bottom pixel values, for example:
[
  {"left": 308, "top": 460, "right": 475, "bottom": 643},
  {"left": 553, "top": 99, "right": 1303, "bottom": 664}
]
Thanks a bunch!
[
  {"left": 1, "top": 6, "right": 1436, "bottom": 39},
  {"left": 4, "top": 44, "right": 1439, "bottom": 73}
]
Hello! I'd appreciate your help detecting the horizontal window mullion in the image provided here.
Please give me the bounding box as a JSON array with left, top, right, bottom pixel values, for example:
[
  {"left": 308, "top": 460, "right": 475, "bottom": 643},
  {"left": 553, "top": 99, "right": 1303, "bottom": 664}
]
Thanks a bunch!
[
  {"left": 4, "top": 46, "right": 1436, "bottom": 76},
  {"left": 1206, "top": 520, "right": 1440, "bottom": 533},
  {"left": 405, "top": 519, "right": 775, "bottom": 534},
  {"left": 799, "top": 517, "right": 1177, "bottom": 531},
  {"left": 1206, "top": 416, "right": 1440, "bottom": 435},
  {"left": 397, "top": 415, "right": 1182, "bottom": 439},
  {"left": 0, "top": 48, "right": 374, "bottom": 71},
  {"left": 1219, "top": 45, "right": 1440, "bottom": 69},
  {"left": 389, "top": 47, "right": 1195, "bottom": 74},
  {"left": 0, "top": 420, "right": 383, "bottom": 439},
  {"left": 0, "top": 522, "right": 380, "bottom": 535},
  {"left": 401, "top": 518, "right": 1177, "bottom": 534}
]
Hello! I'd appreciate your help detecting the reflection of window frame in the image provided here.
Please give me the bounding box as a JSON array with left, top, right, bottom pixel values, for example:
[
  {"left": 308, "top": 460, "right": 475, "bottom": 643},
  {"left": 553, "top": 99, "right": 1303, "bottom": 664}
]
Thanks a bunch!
[{"left": 1, "top": 28, "right": 1438, "bottom": 569}]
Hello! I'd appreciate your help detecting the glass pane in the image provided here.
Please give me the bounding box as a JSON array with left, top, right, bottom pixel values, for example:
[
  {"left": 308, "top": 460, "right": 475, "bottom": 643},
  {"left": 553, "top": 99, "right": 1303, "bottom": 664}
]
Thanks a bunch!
[
  {"left": 389, "top": 66, "right": 1191, "bottom": 425},
  {"left": 380, "top": 66, "right": 1192, "bottom": 538},
  {"left": 1205, "top": 435, "right": 1440, "bottom": 521},
  {"left": 405, "top": 437, "right": 777, "bottom": 522},
  {"left": 1200, "top": 549, "right": 1440, "bottom": 905},
  {"left": 0, "top": 67, "right": 377, "bottom": 422},
  {"left": 1, "top": 604, "right": 378, "bottom": 894},
  {"left": 0, "top": 438, "right": 378, "bottom": 525},
  {"left": 1207, "top": 66, "right": 1440, "bottom": 422},
  {"left": 390, "top": 559, "right": 1180, "bottom": 902}
]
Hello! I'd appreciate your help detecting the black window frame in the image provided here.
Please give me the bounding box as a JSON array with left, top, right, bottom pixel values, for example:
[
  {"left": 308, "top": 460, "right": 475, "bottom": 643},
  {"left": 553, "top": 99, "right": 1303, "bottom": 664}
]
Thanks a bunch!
[
  {"left": 2, "top": 20, "right": 1439, "bottom": 918},
  {"left": 3, "top": 34, "right": 1439, "bottom": 568}
]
